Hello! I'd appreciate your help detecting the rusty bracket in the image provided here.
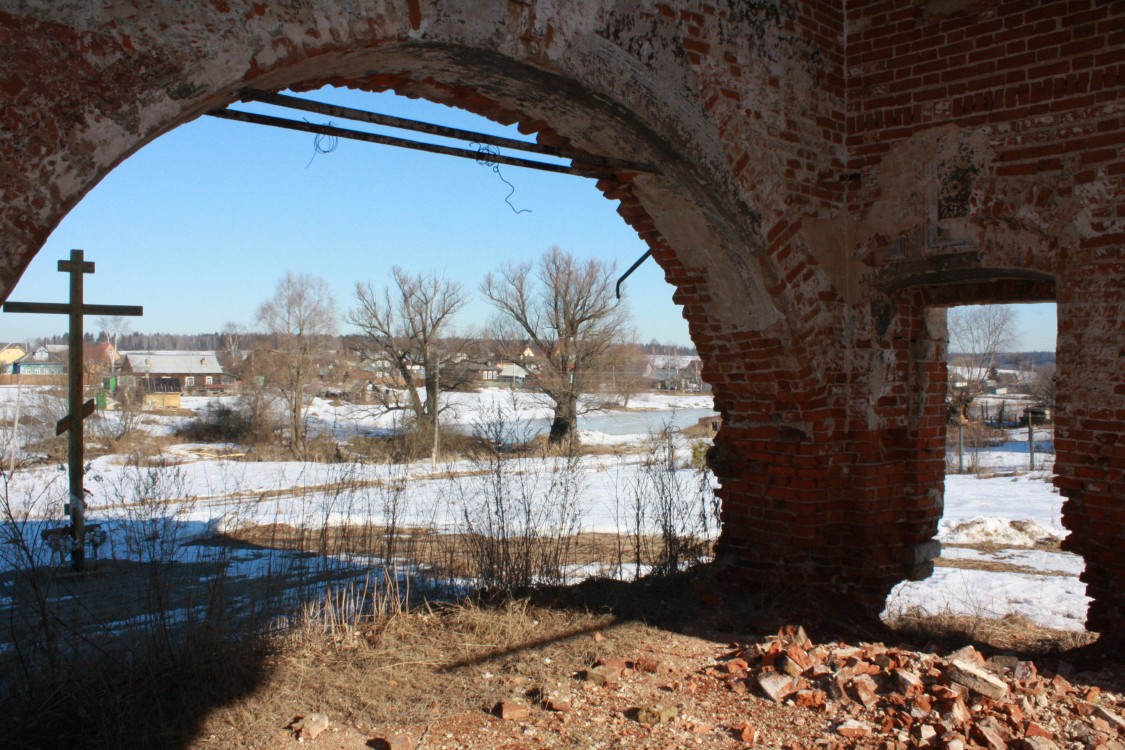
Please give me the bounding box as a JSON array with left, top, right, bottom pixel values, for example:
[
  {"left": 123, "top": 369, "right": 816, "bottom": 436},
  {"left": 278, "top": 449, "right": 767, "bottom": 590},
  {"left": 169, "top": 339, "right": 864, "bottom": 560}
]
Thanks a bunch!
[{"left": 615, "top": 249, "right": 652, "bottom": 299}]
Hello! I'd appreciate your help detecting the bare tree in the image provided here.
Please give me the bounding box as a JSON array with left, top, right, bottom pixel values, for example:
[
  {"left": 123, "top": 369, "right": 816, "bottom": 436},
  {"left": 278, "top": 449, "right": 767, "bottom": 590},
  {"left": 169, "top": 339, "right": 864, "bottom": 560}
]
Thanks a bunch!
[
  {"left": 593, "top": 341, "right": 649, "bottom": 407},
  {"left": 97, "top": 315, "right": 132, "bottom": 371},
  {"left": 215, "top": 321, "right": 247, "bottom": 381},
  {"left": 946, "top": 304, "right": 1016, "bottom": 421},
  {"left": 346, "top": 268, "right": 468, "bottom": 436},
  {"left": 482, "top": 246, "right": 633, "bottom": 443},
  {"left": 1028, "top": 362, "right": 1056, "bottom": 409},
  {"left": 256, "top": 272, "right": 337, "bottom": 457},
  {"left": 946, "top": 304, "right": 1016, "bottom": 472}
]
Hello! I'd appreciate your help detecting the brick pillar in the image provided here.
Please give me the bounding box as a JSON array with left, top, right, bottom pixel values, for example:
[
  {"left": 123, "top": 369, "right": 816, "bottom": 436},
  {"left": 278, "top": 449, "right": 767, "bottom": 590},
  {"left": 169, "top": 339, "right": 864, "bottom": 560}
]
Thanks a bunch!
[
  {"left": 844, "top": 298, "right": 948, "bottom": 598},
  {"left": 712, "top": 292, "right": 946, "bottom": 613},
  {"left": 1056, "top": 255, "right": 1125, "bottom": 645}
]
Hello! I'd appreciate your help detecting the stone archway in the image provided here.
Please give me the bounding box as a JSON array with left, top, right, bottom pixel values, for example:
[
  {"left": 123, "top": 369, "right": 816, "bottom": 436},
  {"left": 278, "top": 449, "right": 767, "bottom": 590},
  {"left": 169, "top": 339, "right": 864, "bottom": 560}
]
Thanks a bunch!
[{"left": 2, "top": 1, "right": 1122, "bottom": 647}]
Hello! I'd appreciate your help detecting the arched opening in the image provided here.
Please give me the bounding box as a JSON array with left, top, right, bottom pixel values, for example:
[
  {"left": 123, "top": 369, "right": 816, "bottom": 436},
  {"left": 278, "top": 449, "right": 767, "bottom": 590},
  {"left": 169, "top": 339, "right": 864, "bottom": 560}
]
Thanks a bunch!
[
  {"left": 12, "top": 85, "right": 693, "bottom": 349},
  {"left": 1, "top": 45, "right": 751, "bottom": 744},
  {"left": 1, "top": 40, "right": 775, "bottom": 330},
  {"left": 878, "top": 286, "right": 1096, "bottom": 649}
]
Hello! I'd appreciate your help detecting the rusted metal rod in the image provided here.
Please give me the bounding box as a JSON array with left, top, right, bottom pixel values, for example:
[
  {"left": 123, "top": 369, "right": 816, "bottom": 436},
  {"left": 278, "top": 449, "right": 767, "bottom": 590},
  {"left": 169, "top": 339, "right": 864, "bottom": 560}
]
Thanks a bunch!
[
  {"left": 615, "top": 249, "right": 652, "bottom": 299},
  {"left": 208, "top": 108, "right": 625, "bottom": 177},
  {"left": 239, "top": 89, "right": 657, "bottom": 175}
]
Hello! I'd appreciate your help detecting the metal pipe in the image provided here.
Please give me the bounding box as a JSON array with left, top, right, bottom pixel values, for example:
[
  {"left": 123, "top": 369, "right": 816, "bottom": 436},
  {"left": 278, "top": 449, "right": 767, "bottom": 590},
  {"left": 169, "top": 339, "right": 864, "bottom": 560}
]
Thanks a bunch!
[
  {"left": 615, "top": 249, "right": 652, "bottom": 299},
  {"left": 240, "top": 89, "right": 657, "bottom": 175},
  {"left": 207, "top": 109, "right": 638, "bottom": 179}
]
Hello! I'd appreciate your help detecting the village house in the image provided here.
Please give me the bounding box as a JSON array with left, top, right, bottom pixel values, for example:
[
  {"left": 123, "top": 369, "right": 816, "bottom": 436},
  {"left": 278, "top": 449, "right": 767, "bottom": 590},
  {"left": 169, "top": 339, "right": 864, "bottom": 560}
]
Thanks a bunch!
[
  {"left": 120, "top": 352, "right": 233, "bottom": 394},
  {"left": 0, "top": 343, "right": 27, "bottom": 369},
  {"left": 642, "top": 355, "right": 706, "bottom": 392},
  {"left": 1, "top": 341, "right": 118, "bottom": 380},
  {"left": 497, "top": 362, "right": 528, "bottom": 387},
  {"left": 5, "top": 345, "right": 65, "bottom": 375},
  {"left": 444, "top": 359, "right": 499, "bottom": 387}
]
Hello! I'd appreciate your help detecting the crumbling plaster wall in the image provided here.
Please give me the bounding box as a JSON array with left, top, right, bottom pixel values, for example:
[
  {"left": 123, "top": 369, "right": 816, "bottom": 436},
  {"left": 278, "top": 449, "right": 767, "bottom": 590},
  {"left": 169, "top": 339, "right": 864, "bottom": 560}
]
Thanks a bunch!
[{"left": 0, "top": 0, "right": 1121, "bottom": 638}]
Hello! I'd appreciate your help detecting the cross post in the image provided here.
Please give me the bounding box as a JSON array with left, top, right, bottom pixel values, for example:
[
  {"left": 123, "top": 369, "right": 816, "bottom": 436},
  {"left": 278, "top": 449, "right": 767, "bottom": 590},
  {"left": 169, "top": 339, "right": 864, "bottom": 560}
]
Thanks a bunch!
[{"left": 2, "top": 249, "right": 142, "bottom": 571}]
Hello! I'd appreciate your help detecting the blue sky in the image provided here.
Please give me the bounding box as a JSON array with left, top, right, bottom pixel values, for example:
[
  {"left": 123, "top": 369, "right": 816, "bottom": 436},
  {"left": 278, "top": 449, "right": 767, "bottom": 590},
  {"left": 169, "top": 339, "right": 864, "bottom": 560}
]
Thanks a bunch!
[{"left": 2, "top": 86, "right": 1056, "bottom": 352}]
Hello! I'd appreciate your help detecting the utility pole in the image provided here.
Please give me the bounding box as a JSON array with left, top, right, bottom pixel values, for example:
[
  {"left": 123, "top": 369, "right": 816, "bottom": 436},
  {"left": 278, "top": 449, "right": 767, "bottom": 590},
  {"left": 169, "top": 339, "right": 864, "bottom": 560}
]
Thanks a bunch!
[
  {"left": 957, "top": 416, "right": 966, "bottom": 473},
  {"left": 2, "top": 250, "right": 142, "bottom": 570},
  {"left": 431, "top": 353, "right": 440, "bottom": 470}
]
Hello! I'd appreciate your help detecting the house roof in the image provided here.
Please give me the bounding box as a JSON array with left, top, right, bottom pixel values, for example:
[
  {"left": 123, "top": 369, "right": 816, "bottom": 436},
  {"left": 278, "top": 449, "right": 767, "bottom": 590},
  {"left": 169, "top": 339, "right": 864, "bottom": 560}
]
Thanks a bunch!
[
  {"left": 343, "top": 369, "right": 385, "bottom": 381},
  {"left": 498, "top": 363, "right": 528, "bottom": 378},
  {"left": 646, "top": 355, "right": 701, "bottom": 370},
  {"left": 123, "top": 352, "right": 224, "bottom": 375}
]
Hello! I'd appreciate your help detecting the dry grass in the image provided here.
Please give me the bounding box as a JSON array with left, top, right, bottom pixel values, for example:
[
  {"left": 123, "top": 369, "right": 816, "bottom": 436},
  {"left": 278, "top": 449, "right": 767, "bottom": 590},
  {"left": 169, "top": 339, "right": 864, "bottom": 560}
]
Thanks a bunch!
[
  {"left": 886, "top": 607, "right": 1098, "bottom": 655},
  {"left": 933, "top": 556, "right": 1072, "bottom": 576},
  {"left": 225, "top": 523, "right": 706, "bottom": 581},
  {"left": 102, "top": 595, "right": 648, "bottom": 750},
  {"left": 2, "top": 564, "right": 1106, "bottom": 750}
]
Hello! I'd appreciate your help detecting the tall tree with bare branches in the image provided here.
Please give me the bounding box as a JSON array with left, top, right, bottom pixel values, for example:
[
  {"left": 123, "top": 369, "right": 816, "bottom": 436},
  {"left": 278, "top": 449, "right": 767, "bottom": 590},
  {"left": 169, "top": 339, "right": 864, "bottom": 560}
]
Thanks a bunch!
[
  {"left": 946, "top": 304, "right": 1017, "bottom": 421},
  {"left": 482, "top": 246, "right": 633, "bottom": 443},
  {"left": 257, "top": 272, "right": 337, "bottom": 457},
  {"left": 347, "top": 268, "right": 469, "bottom": 435}
]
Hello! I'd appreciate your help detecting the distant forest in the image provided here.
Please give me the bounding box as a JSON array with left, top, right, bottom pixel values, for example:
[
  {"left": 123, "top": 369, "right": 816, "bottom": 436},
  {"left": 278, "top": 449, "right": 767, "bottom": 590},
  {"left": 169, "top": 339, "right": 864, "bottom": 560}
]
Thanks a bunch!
[
  {"left": 31, "top": 332, "right": 699, "bottom": 357},
  {"left": 949, "top": 351, "right": 1056, "bottom": 368},
  {"left": 29, "top": 332, "right": 1058, "bottom": 366},
  {"left": 35, "top": 331, "right": 231, "bottom": 351}
]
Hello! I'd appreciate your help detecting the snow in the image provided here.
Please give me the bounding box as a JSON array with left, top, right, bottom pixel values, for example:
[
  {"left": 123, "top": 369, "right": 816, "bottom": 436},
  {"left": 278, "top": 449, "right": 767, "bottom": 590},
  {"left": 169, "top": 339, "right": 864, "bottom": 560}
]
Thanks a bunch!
[
  {"left": 885, "top": 566, "right": 1089, "bottom": 631},
  {"left": 884, "top": 434, "right": 1089, "bottom": 631},
  {"left": 0, "top": 385, "right": 1090, "bottom": 634}
]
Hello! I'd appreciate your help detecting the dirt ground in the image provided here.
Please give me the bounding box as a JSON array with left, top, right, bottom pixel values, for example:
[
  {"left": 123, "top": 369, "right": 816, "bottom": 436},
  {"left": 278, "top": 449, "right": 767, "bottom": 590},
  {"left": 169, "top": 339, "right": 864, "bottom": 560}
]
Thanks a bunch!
[
  {"left": 172, "top": 578, "right": 1123, "bottom": 750},
  {"left": 3, "top": 571, "right": 1119, "bottom": 750}
]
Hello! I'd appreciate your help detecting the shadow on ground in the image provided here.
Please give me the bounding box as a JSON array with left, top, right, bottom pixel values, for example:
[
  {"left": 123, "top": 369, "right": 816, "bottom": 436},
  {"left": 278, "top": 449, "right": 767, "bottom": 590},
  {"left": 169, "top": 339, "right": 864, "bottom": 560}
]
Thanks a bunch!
[{"left": 2, "top": 562, "right": 1119, "bottom": 750}]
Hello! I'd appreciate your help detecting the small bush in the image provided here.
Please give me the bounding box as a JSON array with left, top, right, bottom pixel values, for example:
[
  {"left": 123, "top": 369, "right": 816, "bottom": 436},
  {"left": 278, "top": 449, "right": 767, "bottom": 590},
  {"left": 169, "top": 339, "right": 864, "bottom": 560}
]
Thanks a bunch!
[
  {"left": 631, "top": 425, "right": 719, "bottom": 577},
  {"left": 175, "top": 398, "right": 277, "bottom": 447},
  {"left": 347, "top": 425, "right": 480, "bottom": 464}
]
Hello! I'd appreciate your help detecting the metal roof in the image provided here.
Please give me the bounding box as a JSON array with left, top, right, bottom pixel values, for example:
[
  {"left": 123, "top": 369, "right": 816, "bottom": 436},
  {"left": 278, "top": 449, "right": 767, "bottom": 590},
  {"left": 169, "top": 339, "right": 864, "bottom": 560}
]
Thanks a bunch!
[{"left": 123, "top": 352, "right": 224, "bottom": 375}]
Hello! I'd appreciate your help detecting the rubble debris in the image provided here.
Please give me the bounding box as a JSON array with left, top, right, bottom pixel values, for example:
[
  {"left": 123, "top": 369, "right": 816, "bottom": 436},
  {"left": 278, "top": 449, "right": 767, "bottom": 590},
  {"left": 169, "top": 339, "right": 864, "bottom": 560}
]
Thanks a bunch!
[
  {"left": 635, "top": 703, "right": 677, "bottom": 725},
  {"left": 948, "top": 658, "right": 1009, "bottom": 700},
  {"left": 584, "top": 664, "right": 622, "bottom": 687},
  {"left": 494, "top": 699, "right": 530, "bottom": 721},
  {"left": 369, "top": 735, "right": 412, "bottom": 750},
  {"left": 706, "top": 627, "right": 1124, "bottom": 749},
  {"left": 289, "top": 713, "right": 329, "bottom": 741}
]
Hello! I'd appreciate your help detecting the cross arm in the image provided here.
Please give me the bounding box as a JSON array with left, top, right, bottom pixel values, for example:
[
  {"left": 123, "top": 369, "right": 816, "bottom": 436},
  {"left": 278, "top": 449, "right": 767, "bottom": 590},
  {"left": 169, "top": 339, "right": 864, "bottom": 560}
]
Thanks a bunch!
[
  {"left": 2, "top": 302, "right": 143, "bottom": 316},
  {"left": 56, "top": 399, "right": 96, "bottom": 436},
  {"left": 58, "top": 258, "right": 95, "bottom": 274}
]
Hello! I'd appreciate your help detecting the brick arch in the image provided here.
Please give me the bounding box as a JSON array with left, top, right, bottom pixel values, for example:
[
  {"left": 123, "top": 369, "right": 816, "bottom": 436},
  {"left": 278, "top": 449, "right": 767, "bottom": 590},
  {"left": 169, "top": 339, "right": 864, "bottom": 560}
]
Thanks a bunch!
[
  {"left": 0, "top": 13, "right": 782, "bottom": 332},
  {"left": 2, "top": 1, "right": 1123, "bottom": 649},
  {"left": 0, "top": 0, "right": 811, "bottom": 599}
]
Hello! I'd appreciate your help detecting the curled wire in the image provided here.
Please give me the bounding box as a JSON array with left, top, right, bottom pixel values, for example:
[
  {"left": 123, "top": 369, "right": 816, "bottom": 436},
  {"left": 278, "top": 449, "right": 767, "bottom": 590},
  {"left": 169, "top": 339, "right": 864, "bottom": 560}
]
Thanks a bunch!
[
  {"left": 473, "top": 143, "right": 531, "bottom": 214},
  {"left": 305, "top": 118, "right": 339, "bottom": 168}
]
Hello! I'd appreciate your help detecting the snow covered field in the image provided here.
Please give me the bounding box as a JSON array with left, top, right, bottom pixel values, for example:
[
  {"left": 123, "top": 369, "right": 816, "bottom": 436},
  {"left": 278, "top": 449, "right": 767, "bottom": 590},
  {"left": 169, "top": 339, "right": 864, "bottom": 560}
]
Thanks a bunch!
[{"left": 0, "top": 385, "right": 1087, "bottom": 632}]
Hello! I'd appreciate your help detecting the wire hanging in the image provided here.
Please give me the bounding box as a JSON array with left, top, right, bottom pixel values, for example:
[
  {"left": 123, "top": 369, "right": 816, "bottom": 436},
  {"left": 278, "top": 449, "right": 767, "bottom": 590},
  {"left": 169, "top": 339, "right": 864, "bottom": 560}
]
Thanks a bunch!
[
  {"left": 473, "top": 142, "right": 531, "bottom": 214},
  {"left": 305, "top": 118, "right": 339, "bottom": 168}
]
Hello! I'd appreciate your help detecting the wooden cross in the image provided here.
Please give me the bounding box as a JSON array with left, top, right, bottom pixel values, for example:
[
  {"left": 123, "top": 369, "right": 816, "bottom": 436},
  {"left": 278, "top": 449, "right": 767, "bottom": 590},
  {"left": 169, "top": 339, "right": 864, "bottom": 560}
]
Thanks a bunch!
[{"left": 3, "top": 249, "right": 142, "bottom": 571}]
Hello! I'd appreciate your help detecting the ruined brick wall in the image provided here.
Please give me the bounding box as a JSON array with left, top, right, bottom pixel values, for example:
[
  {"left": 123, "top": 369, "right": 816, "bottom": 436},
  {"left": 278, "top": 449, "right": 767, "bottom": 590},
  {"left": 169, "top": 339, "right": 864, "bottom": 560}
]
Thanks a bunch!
[
  {"left": 843, "top": 0, "right": 1125, "bottom": 636},
  {"left": 0, "top": 1, "right": 1121, "bottom": 639}
]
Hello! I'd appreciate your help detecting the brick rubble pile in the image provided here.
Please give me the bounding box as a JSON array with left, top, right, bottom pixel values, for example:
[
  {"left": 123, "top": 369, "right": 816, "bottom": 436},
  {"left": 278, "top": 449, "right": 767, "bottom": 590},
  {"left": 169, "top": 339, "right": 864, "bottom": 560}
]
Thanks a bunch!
[{"left": 708, "top": 626, "right": 1124, "bottom": 749}]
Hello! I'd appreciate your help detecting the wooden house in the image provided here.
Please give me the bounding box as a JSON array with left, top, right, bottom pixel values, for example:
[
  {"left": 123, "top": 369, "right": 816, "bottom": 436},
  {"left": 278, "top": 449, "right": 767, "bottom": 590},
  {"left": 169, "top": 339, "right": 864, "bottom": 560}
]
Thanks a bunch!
[{"left": 121, "top": 352, "right": 232, "bottom": 394}]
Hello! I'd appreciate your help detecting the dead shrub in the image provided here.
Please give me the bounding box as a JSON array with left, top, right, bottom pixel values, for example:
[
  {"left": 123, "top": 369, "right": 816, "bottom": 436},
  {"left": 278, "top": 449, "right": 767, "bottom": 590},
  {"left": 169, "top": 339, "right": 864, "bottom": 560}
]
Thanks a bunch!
[{"left": 174, "top": 397, "right": 277, "bottom": 448}]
